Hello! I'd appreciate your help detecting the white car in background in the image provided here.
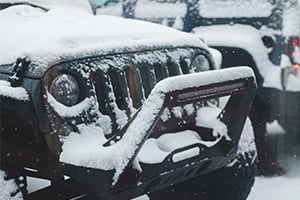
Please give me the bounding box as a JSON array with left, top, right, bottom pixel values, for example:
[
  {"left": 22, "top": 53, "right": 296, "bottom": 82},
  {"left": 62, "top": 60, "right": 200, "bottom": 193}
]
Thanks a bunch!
[{"left": 0, "top": 1, "right": 257, "bottom": 199}]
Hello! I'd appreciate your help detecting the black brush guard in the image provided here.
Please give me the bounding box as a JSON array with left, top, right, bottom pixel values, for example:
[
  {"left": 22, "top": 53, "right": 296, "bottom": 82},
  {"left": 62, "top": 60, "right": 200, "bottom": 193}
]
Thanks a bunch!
[{"left": 1, "top": 73, "right": 256, "bottom": 200}]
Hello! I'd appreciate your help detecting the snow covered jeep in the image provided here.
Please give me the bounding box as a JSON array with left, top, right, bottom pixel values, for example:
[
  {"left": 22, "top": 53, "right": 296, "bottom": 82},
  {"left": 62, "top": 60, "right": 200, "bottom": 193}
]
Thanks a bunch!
[{"left": 0, "top": 2, "right": 256, "bottom": 200}]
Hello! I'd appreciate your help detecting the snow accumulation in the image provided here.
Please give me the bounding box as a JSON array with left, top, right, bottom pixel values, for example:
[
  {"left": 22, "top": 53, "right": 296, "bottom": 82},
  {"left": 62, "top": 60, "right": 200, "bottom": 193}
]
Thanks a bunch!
[
  {"left": 0, "top": 170, "right": 23, "bottom": 200},
  {"left": 209, "top": 48, "right": 222, "bottom": 69},
  {"left": 138, "top": 105, "right": 228, "bottom": 164},
  {"left": 238, "top": 117, "right": 256, "bottom": 156},
  {"left": 151, "top": 66, "right": 255, "bottom": 93},
  {"left": 135, "top": 0, "right": 186, "bottom": 19},
  {"left": 266, "top": 120, "right": 285, "bottom": 135},
  {"left": 282, "top": 3, "right": 300, "bottom": 37},
  {"left": 138, "top": 130, "right": 222, "bottom": 164},
  {"left": 46, "top": 91, "right": 94, "bottom": 118},
  {"left": 0, "top": 3, "right": 207, "bottom": 66},
  {"left": 196, "top": 106, "right": 229, "bottom": 140},
  {"left": 248, "top": 176, "right": 300, "bottom": 200},
  {"left": 97, "top": 0, "right": 187, "bottom": 20},
  {"left": 60, "top": 67, "right": 255, "bottom": 183},
  {"left": 294, "top": 47, "right": 300, "bottom": 64},
  {"left": 138, "top": 107, "right": 256, "bottom": 164},
  {"left": 0, "top": 80, "right": 29, "bottom": 101},
  {"left": 198, "top": 0, "right": 274, "bottom": 18},
  {"left": 192, "top": 24, "right": 300, "bottom": 92}
]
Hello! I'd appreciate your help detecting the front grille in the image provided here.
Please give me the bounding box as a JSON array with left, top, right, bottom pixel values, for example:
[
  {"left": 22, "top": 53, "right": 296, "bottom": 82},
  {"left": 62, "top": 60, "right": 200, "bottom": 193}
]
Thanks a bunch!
[{"left": 51, "top": 47, "right": 211, "bottom": 133}]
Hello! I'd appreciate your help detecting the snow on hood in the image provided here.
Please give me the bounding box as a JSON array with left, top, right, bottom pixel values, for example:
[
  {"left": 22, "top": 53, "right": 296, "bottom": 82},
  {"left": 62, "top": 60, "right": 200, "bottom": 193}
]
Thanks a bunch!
[
  {"left": 0, "top": 4, "right": 207, "bottom": 66},
  {"left": 193, "top": 24, "right": 300, "bottom": 91}
]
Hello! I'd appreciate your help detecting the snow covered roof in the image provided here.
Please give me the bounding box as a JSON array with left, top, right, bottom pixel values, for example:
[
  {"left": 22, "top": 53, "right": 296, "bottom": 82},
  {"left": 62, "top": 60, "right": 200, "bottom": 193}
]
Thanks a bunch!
[
  {"left": 198, "top": 0, "right": 274, "bottom": 18},
  {"left": 135, "top": 0, "right": 187, "bottom": 18},
  {"left": 0, "top": 3, "right": 207, "bottom": 66}
]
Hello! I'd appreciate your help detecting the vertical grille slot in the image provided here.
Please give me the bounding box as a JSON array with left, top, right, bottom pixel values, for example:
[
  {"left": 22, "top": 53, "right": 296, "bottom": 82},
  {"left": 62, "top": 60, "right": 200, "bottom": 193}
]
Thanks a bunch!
[
  {"left": 108, "top": 70, "right": 130, "bottom": 112},
  {"left": 179, "top": 58, "right": 190, "bottom": 74},
  {"left": 139, "top": 65, "right": 157, "bottom": 98},
  {"left": 167, "top": 59, "right": 182, "bottom": 76},
  {"left": 154, "top": 63, "right": 169, "bottom": 82},
  {"left": 125, "top": 65, "right": 145, "bottom": 109},
  {"left": 91, "top": 73, "right": 108, "bottom": 115}
]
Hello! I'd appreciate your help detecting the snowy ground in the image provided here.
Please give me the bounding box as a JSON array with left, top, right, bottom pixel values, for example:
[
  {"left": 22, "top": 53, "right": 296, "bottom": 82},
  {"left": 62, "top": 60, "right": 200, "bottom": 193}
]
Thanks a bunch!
[
  {"left": 248, "top": 122, "right": 300, "bottom": 199},
  {"left": 248, "top": 176, "right": 300, "bottom": 200},
  {"left": 1, "top": 122, "right": 299, "bottom": 199},
  {"left": 1, "top": 153, "right": 299, "bottom": 200},
  {"left": 248, "top": 155, "right": 300, "bottom": 200}
]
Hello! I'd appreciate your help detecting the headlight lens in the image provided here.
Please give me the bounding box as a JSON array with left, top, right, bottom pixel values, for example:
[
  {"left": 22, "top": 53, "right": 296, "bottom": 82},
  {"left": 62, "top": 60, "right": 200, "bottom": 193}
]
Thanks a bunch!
[
  {"left": 191, "top": 55, "right": 210, "bottom": 72},
  {"left": 49, "top": 74, "right": 80, "bottom": 106}
]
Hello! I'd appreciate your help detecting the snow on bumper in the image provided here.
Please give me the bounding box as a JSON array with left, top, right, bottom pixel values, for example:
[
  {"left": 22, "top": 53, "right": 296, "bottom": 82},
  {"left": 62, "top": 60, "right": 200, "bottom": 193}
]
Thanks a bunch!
[
  {"left": 60, "top": 67, "right": 256, "bottom": 184},
  {"left": 0, "top": 80, "right": 29, "bottom": 101}
]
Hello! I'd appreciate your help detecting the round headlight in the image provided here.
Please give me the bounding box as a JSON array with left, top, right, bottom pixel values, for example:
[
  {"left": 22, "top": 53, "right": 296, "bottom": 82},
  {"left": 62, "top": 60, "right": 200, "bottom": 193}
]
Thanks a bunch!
[
  {"left": 191, "top": 55, "right": 210, "bottom": 72},
  {"left": 49, "top": 74, "right": 80, "bottom": 106}
]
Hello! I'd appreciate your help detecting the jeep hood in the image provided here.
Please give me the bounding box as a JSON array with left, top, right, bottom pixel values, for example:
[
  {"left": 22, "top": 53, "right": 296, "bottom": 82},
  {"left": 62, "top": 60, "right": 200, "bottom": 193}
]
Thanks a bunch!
[{"left": 0, "top": 4, "right": 207, "bottom": 77}]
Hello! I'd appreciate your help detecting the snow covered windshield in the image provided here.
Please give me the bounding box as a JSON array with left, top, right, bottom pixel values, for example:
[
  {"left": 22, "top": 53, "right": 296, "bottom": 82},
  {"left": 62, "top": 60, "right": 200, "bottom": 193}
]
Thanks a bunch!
[{"left": 198, "top": 0, "right": 275, "bottom": 18}]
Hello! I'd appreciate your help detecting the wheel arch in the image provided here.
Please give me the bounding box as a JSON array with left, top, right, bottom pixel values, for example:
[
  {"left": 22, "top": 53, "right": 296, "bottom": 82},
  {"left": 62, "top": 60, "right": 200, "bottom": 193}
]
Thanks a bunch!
[{"left": 211, "top": 46, "right": 264, "bottom": 86}]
